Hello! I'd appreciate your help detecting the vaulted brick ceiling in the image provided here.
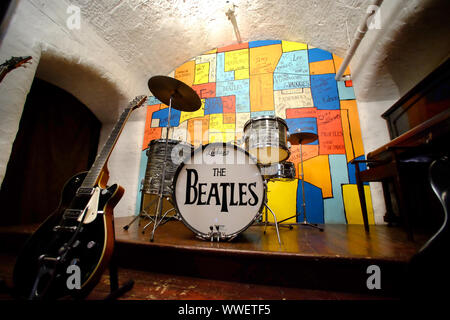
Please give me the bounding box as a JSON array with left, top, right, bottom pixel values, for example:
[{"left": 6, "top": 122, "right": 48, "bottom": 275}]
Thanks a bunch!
[{"left": 71, "top": 0, "right": 371, "bottom": 78}]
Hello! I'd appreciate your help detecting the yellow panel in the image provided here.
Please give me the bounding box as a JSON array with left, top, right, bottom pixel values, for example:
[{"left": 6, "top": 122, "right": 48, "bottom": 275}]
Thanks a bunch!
[
  {"left": 282, "top": 41, "right": 308, "bottom": 52},
  {"left": 250, "top": 73, "right": 274, "bottom": 111},
  {"left": 235, "top": 68, "right": 249, "bottom": 80},
  {"left": 250, "top": 44, "right": 282, "bottom": 75},
  {"left": 209, "top": 132, "right": 224, "bottom": 143},
  {"left": 309, "top": 60, "right": 335, "bottom": 75},
  {"left": 209, "top": 113, "right": 224, "bottom": 132},
  {"left": 180, "top": 99, "right": 205, "bottom": 124},
  {"left": 266, "top": 180, "right": 298, "bottom": 224},
  {"left": 332, "top": 54, "right": 351, "bottom": 76},
  {"left": 342, "top": 184, "right": 375, "bottom": 225},
  {"left": 224, "top": 49, "right": 249, "bottom": 71},
  {"left": 194, "top": 62, "right": 209, "bottom": 85},
  {"left": 175, "top": 60, "right": 195, "bottom": 86},
  {"left": 340, "top": 100, "right": 365, "bottom": 161}
]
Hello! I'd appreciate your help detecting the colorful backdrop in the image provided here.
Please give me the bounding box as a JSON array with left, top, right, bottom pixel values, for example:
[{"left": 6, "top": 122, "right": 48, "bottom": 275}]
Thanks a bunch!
[{"left": 136, "top": 40, "right": 375, "bottom": 225}]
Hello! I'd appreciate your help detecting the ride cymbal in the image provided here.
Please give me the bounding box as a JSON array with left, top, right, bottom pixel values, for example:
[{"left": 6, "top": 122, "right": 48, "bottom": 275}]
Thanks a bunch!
[{"left": 148, "top": 75, "right": 201, "bottom": 112}]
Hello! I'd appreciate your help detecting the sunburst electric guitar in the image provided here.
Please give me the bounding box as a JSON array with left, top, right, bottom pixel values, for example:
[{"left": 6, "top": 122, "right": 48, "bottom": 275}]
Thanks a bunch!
[{"left": 13, "top": 95, "right": 147, "bottom": 300}]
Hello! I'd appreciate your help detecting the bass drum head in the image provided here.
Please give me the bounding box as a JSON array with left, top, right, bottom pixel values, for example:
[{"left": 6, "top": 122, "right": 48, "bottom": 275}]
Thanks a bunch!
[{"left": 173, "top": 143, "right": 264, "bottom": 240}]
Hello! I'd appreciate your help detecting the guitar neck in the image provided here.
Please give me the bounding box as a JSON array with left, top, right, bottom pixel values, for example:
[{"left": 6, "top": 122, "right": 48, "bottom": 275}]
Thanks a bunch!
[
  {"left": 80, "top": 107, "right": 133, "bottom": 189},
  {"left": 0, "top": 66, "right": 9, "bottom": 82}
]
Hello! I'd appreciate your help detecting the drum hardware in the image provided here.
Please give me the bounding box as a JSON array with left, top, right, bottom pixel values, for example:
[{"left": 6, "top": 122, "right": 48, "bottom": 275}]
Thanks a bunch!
[
  {"left": 123, "top": 76, "right": 201, "bottom": 241},
  {"left": 208, "top": 225, "right": 226, "bottom": 242},
  {"left": 260, "top": 179, "right": 283, "bottom": 245},
  {"left": 277, "top": 130, "right": 324, "bottom": 231},
  {"left": 122, "top": 179, "right": 152, "bottom": 231}
]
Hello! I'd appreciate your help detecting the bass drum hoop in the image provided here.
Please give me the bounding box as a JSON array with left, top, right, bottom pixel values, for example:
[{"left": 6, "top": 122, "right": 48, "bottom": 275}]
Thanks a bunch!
[{"left": 172, "top": 142, "right": 265, "bottom": 241}]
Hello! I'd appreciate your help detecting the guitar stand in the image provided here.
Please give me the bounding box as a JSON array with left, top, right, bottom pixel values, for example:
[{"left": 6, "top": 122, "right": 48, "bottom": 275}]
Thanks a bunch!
[{"left": 103, "top": 254, "right": 134, "bottom": 300}]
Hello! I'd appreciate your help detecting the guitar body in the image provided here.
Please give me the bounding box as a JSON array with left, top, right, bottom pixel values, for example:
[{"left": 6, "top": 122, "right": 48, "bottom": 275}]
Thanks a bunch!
[
  {"left": 11, "top": 95, "right": 147, "bottom": 300},
  {"left": 13, "top": 172, "right": 123, "bottom": 300}
]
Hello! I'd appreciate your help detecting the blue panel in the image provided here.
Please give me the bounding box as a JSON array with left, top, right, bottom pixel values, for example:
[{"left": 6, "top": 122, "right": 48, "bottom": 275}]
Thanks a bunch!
[
  {"left": 347, "top": 155, "right": 369, "bottom": 185},
  {"left": 147, "top": 96, "right": 162, "bottom": 106},
  {"left": 274, "top": 50, "right": 309, "bottom": 75},
  {"left": 297, "top": 180, "right": 324, "bottom": 224},
  {"left": 324, "top": 154, "right": 349, "bottom": 223},
  {"left": 204, "top": 97, "right": 223, "bottom": 115},
  {"left": 249, "top": 40, "right": 282, "bottom": 48},
  {"left": 308, "top": 48, "right": 333, "bottom": 63},
  {"left": 273, "top": 73, "right": 310, "bottom": 90},
  {"left": 337, "top": 81, "right": 356, "bottom": 100},
  {"left": 285, "top": 117, "right": 318, "bottom": 145},
  {"left": 152, "top": 108, "right": 181, "bottom": 127},
  {"left": 216, "top": 52, "right": 235, "bottom": 81},
  {"left": 310, "top": 74, "right": 340, "bottom": 109},
  {"left": 216, "top": 79, "right": 250, "bottom": 113},
  {"left": 135, "top": 150, "right": 148, "bottom": 214}
]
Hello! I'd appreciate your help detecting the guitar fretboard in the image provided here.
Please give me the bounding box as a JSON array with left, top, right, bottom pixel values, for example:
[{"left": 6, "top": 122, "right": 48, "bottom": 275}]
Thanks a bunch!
[{"left": 80, "top": 107, "right": 133, "bottom": 189}]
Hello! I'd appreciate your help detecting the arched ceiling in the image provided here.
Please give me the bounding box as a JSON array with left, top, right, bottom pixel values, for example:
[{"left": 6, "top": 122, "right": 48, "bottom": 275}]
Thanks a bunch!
[{"left": 71, "top": 0, "right": 372, "bottom": 81}]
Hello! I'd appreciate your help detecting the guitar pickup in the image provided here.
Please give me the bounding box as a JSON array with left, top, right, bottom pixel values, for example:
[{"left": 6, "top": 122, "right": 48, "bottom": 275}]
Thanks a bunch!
[
  {"left": 53, "top": 225, "right": 78, "bottom": 233},
  {"left": 76, "top": 187, "right": 94, "bottom": 196},
  {"left": 63, "top": 209, "right": 83, "bottom": 220}
]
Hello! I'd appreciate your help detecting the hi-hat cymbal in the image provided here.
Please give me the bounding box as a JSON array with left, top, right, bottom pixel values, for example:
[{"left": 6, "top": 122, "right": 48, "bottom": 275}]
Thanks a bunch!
[
  {"left": 288, "top": 131, "right": 318, "bottom": 145},
  {"left": 148, "top": 76, "right": 201, "bottom": 112}
]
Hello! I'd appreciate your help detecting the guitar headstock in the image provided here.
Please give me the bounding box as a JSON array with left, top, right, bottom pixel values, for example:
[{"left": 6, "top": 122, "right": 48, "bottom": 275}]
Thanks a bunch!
[
  {"left": 128, "top": 95, "right": 148, "bottom": 110},
  {"left": 1, "top": 56, "right": 32, "bottom": 71}
]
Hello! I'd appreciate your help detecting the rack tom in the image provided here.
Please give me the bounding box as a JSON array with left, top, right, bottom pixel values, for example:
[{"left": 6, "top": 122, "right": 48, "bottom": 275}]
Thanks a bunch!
[
  {"left": 259, "top": 161, "right": 296, "bottom": 181},
  {"left": 243, "top": 116, "right": 290, "bottom": 165},
  {"left": 143, "top": 139, "right": 193, "bottom": 196}
]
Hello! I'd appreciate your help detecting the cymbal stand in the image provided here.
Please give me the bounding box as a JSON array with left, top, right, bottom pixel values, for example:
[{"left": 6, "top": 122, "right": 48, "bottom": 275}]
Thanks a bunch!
[
  {"left": 146, "top": 95, "right": 174, "bottom": 241},
  {"left": 277, "top": 136, "right": 323, "bottom": 231}
]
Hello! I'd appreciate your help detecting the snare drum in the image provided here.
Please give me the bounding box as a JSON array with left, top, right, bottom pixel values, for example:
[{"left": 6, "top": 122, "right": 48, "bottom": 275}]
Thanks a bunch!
[
  {"left": 143, "top": 139, "right": 193, "bottom": 196},
  {"left": 173, "top": 143, "right": 265, "bottom": 241},
  {"left": 259, "top": 161, "right": 296, "bottom": 181},
  {"left": 243, "top": 116, "right": 290, "bottom": 165}
]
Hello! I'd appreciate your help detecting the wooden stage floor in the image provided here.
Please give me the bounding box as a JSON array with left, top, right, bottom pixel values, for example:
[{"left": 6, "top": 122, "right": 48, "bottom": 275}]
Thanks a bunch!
[
  {"left": 115, "top": 216, "right": 426, "bottom": 262},
  {"left": 0, "top": 216, "right": 429, "bottom": 300}
]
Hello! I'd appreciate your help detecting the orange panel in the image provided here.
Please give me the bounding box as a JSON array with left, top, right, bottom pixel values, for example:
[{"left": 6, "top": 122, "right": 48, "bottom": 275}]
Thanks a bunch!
[
  {"left": 249, "top": 44, "right": 282, "bottom": 75},
  {"left": 175, "top": 60, "right": 195, "bottom": 86},
  {"left": 299, "top": 155, "right": 332, "bottom": 198},
  {"left": 250, "top": 73, "right": 274, "bottom": 111},
  {"left": 309, "top": 60, "right": 335, "bottom": 75},
  {"left": 187, "top": 116, "right": 209, "bottom": 147},
  {"left": 332, "top": 54, "right": 351, "bottom": 76},
  {"left": 340, "top": 100, "right": 365, "bottom": 161},
  {"left": 142, "top": 104, "right": 162, "bottom": 150}
]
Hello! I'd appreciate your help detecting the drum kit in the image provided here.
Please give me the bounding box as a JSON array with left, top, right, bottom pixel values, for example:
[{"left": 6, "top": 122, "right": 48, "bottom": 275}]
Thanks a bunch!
[{"left": 124, "top": 76, "right": 323, "bottom": 243}]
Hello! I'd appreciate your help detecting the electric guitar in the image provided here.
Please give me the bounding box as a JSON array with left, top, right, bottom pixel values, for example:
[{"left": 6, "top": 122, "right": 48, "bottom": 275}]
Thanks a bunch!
[
  {"left": 0, "top": 56, "right": 32, "bottom": 83},
  {"left": 12, "top": 95, "right": 147, "bottom": 300}
]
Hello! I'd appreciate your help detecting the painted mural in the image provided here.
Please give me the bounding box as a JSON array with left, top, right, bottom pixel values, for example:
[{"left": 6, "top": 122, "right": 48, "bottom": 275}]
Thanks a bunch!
[{"left": 136, "top": 40, "right": 375, "bottom": 225}]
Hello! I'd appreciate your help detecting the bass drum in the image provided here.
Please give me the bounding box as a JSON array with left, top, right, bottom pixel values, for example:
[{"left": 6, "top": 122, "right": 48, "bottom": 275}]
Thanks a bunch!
[{"left": 173, "top": 143, "right": 265, "bottom": 241}]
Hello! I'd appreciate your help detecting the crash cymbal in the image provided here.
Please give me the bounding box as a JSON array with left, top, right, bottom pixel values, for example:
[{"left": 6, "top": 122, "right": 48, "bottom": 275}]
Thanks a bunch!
[
  {"left": 148, "top": 76, "right": 201, "bottom": 112},
  {"left": 288, "top": 131, "right": 318, "bottom": 145}
]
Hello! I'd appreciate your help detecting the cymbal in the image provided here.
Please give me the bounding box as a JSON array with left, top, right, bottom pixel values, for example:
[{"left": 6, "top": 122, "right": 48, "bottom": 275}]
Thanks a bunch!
[
  {"left": 288, "top": 131, "right": 318, "bottom": 145},
  {"left": 148, "top": 76, "right": 201, "bottom": 112}
]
